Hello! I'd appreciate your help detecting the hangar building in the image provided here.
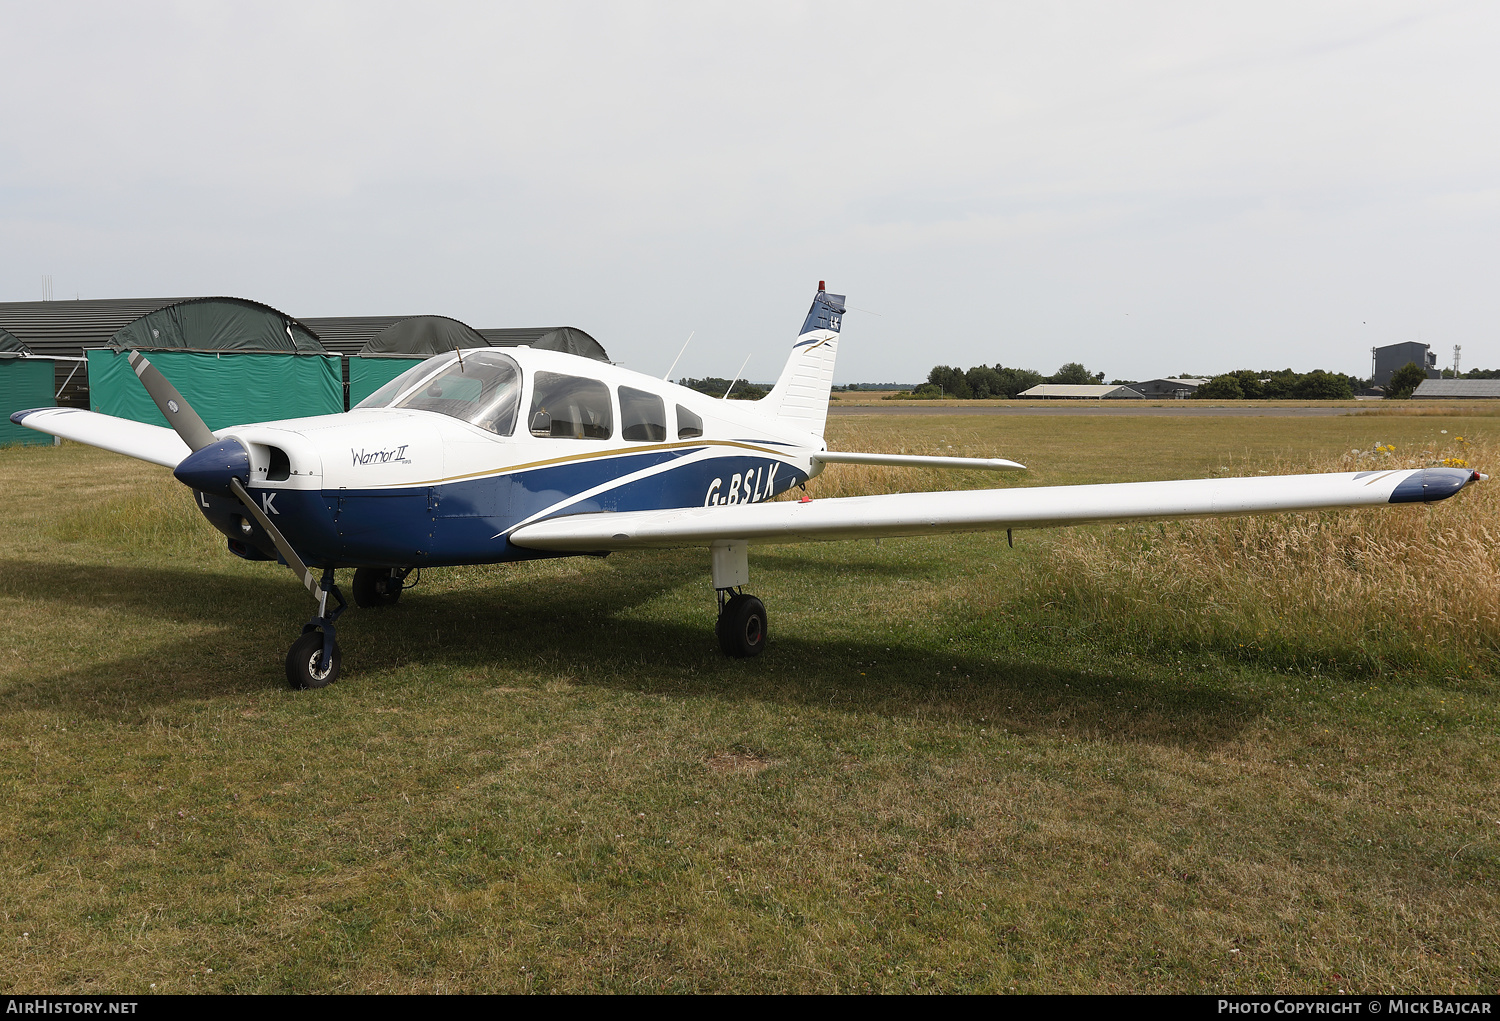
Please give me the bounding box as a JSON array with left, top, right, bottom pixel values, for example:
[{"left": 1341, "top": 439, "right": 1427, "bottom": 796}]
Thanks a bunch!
[
  {"left": 1412, "top": 379, "right": 1500, "bottom": 399},
  {"left": 1020, "top": 384, "right": 1144, "bottom": 399},
  {"left": 1372, "top": 342, "right": 1439, "bottom": 387},
  {"left": 1132, "top": 377, "right": 1210, "bottom": 398}
]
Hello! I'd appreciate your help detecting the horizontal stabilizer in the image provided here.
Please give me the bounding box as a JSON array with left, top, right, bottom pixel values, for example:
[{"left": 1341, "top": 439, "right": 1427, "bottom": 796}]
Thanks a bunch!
[
  {"left": 10, "top": 407, "right": 192, "bottom": 468},
  {"left": 510, "top": 468, "right": 1480, "bottom": 552},
  {"left": 813, "top": 451, "right": 1025, "bottom": 471}
]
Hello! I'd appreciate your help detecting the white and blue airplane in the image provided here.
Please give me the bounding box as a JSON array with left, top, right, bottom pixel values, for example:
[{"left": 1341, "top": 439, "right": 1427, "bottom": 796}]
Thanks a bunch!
[{"left": 12, "top": 285, "right": 1483, "bottom": 689}]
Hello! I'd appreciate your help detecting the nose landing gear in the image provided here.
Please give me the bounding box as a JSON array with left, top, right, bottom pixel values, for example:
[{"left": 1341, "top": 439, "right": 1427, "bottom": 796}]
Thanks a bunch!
[
  {"left": 286, "top": 568, "right": 347, "bottom": 689},
  {"left": 287, "top": 630, "right": 341, "bottom": 689}
]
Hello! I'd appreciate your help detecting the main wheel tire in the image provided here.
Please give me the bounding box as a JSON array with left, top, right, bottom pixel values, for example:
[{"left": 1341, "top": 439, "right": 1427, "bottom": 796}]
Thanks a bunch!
[
  {"left": 716, "top": 594, "right": 767, "bottom": 658},
  {"left": 352, "top": 567, "right": 402, "bottom": 608},
  {"left": 286, "top": 631, "right": 342, "bottom": 689}
]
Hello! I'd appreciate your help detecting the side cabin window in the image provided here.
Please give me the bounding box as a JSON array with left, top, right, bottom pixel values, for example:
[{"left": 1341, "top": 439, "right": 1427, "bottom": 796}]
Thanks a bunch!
[
  {"left": 619, "top": 386, "right": 667, "bottom": 441},
  {"left": 529, "top": 372, "right": 613, "bottom": 440},
  {"left": 354, "top": 350, "right": 522, "bottom": 437},
  {"left": 677, "top": 405, "right": 703, "bottom": 440}
]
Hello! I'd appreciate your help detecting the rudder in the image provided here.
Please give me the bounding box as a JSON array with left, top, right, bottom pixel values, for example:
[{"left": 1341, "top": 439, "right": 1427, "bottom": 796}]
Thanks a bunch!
[{"left": 760, "top": 283, "right": 846, "bottom": 437}]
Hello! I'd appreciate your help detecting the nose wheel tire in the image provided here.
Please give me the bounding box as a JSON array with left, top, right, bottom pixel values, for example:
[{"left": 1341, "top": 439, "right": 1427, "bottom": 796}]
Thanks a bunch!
[
  {"left": 352, "top": 567, "right": 402, "bottom": 608},
  {"left": 716, "top": 594, "right": 767, "bottom": 658},
  {"left": 287, "top": 631, "right": 342, "bottom": 689}
]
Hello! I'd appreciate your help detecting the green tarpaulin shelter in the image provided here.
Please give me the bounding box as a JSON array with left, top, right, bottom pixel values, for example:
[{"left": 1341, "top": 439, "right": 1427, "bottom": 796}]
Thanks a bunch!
[
  {"left": 348, "top": 316, "right": 490, "bottom": 406},
  {"left": 89, "top": 351, "right": 342, "bottom": 431},
  {"left": 0, "top": 329, "right": 55, "bottom": 448},
  {"left": 348, "top": 317, "right": 610, "bottom": 406},
  {"left": 477, "top": 327, "right": 607, "bottom": 361},
  {"left": 90, "top": 298, "right": 341, "bottom": 429},
  {"left": 109, "top": 297, "right": 323, "bottom": 354},
  {"left": 0, "top": 327, "right": 28, "bottom": 355}
]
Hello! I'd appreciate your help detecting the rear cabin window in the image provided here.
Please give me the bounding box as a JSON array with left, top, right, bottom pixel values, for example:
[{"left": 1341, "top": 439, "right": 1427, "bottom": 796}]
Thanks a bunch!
[
  {"left": 620, "top": 386, "right": 667, "bottom": 441},
  {"left": 529, "top": 372, "right": 613, "bottom": 440},
  {"left": 676, "top": 405, "right": 703, "bottom": 439}
]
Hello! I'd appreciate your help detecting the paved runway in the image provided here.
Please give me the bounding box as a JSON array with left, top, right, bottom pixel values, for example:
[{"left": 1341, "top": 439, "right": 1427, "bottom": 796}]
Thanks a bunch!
[{"left": 828, "top": 403, "right": 1367, "bottom": 418}]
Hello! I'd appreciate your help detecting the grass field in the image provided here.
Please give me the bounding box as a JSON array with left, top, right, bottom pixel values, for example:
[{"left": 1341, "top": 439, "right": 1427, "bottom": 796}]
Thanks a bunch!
[
  {"left": 829, "top": 392, "right": 1500, "bottom": 416},
  {"left": 1, "top": 412, "right": 1496, "bottom": 993}
]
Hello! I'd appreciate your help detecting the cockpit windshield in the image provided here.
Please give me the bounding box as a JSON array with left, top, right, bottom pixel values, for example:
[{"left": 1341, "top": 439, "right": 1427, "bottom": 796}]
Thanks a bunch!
[{"left": 353, "top": 350, "right": 522, "bottom": 437}]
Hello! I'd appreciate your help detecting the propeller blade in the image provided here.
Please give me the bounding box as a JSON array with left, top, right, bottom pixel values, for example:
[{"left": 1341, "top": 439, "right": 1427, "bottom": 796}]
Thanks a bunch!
[
  {"left": 126, "top": 350, "right": 217, "bottom": 452},
  {"left": 129, "top": 350, "right": 321, "bottom": 600},
  {"left": 228, "top": 478, "right": 320, "bottom": 597}
]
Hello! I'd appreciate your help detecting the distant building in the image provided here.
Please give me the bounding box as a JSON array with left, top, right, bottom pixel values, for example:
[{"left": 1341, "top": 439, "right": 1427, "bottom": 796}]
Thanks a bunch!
[
  {"left": 1020, "top": 384, "right": 1144, "bottom": 399},
  {"left": 1372, "top": 342, "right": 1438, "bottom": 387},
  {"left": 1131, "top": 377, "right": 1210, "bottom": 399},
  {"left": 1412, "top": 379, "right": 1500, "bottom": 399}
]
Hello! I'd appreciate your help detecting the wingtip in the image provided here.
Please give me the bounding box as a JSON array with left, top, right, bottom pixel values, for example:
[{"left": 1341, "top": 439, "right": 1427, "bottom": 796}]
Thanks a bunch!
[
  {"left": 9, "top": 407, "right": 49, "bottom": 426},
  {"left": 1388, "top": 467, "right": 1483, "bottom": 504}
]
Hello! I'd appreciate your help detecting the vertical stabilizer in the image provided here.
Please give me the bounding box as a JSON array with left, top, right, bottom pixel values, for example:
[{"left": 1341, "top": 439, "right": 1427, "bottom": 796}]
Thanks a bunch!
[{"left": 760, "top": 284, "right": 845, "bottom": 437}]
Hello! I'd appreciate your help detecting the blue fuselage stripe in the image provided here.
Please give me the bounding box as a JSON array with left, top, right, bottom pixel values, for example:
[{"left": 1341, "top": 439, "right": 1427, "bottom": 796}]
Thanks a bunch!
[{"left": 196, "top": 451, "right": 807, "bottom": 568}]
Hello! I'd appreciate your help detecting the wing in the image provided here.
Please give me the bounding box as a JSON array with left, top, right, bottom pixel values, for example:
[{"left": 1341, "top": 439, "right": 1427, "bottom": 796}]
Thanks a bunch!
[
  {"left": 10, "top": 408, "right": 191, "bottom": 469},
  {"left": 509, "top": 468, "right": 1480, "bottom": 552}
]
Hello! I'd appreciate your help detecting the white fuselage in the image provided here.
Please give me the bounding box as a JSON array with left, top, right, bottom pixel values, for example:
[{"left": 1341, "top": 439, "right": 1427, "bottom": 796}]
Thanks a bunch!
[{"left": 193, "top": 347, "right": 826, "bottom": 568}]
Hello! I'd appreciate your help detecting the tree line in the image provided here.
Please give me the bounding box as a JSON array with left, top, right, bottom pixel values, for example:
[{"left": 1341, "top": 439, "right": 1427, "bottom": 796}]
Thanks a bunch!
[
  {"left": 917, "top": 362, "right": 1103, "bottom": 399},
  {"left": 919, "top": 363, "right": 1375, "bottom": 401},
  {"left": 914, "top": 360, "right": 1500, "bottom": 400},
  {"left": 1203, "top": 362, "right": 1499, "bottom": 400},
  {"left": 1194, "top": 369, "right": 1363, "bottom": 400},
  {"left": 676, "top": 376, "right": 768, "bottom": 400}
]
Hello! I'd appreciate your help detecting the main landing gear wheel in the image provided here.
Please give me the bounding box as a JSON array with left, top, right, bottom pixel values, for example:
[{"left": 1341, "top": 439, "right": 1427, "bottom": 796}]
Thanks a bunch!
[
  {"left": 286, "top": 630, "right": 342, "bottom": 689},
  {"left": 352, "top": 567, "right": 403, "bottom": 608},
  {"left": 717, "top": 593, "right": 767, "bottom": 658}
]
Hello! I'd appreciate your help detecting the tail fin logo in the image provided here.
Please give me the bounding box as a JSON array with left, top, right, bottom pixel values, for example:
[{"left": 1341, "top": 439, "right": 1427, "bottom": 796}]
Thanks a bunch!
[
  {"left": 798, "top": 290, "right": 846, "bottom": 337},
  {"left": 793, "top": 334, "right": 836, "bottom": 351}
]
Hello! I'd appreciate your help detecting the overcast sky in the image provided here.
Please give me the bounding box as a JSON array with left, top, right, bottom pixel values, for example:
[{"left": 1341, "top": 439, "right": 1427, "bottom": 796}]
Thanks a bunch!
[{"left": 2, "top": 1, "right": 1497, "bottom": 382}]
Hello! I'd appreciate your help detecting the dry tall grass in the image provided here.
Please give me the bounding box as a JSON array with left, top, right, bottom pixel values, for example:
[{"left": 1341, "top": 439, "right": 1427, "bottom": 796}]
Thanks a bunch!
[
  {"left": 817, "top": 423, "right": 1497, "bottom": 677},
  {"left": 1040, "top": 437, "right": 1497, "bottom": 675}
]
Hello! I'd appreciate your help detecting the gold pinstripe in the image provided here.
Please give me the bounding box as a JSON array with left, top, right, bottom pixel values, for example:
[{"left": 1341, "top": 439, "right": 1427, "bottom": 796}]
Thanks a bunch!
[{"left": 367, "top": 439, "right": 801, "bottom": 489}]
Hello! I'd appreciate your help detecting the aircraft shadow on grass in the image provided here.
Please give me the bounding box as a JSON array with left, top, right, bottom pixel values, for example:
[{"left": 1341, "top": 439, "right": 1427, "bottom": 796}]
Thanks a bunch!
[
  {"left": 753, "top": 550, "right": 961, "bottom": 581},
  {"left": 0, "top": 557, "right": 1264, "bottom": 749}
]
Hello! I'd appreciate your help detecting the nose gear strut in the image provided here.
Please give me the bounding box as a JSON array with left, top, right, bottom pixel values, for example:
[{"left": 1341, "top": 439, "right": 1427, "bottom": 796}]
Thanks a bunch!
[
  {"left": 227, "top": 478, "right": 350, "bottom": 688},
  {"left": 126, "top": 348, "right": 357, "bottom": 690},
  {"left": 288, "top": 567, "right": 347, "bottom": 689}
]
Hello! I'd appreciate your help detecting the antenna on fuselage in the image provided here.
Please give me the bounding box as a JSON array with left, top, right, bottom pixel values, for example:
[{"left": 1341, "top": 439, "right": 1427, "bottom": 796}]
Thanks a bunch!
[
  {"left": 723, "top": 353, "right": 751, "bottom": 399},
  {"left": 664, "top": 331, "right": 694, "bottom": 381},
  {"left": 454, "top": 346, "right": 467, "bottom": 372}
]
